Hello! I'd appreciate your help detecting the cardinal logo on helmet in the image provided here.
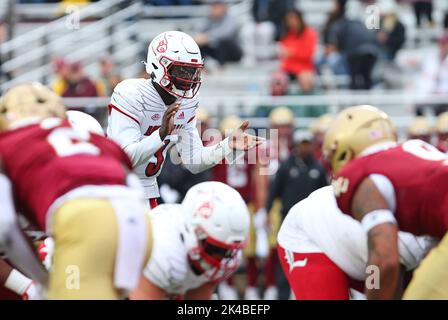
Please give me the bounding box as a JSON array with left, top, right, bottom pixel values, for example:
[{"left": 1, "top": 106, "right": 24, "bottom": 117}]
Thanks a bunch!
[
  {"left": 156, "top": 39, "right": 168, "bottom": 53},
  {"left": 194, "top": 201, "right": 213, "bottom": 219}
]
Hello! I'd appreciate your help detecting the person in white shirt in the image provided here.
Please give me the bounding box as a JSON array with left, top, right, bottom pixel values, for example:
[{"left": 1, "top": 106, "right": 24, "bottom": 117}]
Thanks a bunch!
[
  {"left": 415, "top": 34, "right": 448, "bottom": 115},
  {"left": 277, "top": 186, "right": 436, "bottom": 300},
  {"left": 107, "top": 31, "right": 263, "bottom": 207},
  {"left": 130, "top": 181, "right": 250, "bottom": 300}
]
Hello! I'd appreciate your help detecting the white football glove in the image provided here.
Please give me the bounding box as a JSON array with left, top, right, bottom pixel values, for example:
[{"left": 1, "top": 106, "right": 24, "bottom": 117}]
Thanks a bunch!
[
  {"left": 398, "top": 233, "right": 438, "bottom": 271},
  {"left": 22, "top": 281, "right": 45, "bottom": 300}
]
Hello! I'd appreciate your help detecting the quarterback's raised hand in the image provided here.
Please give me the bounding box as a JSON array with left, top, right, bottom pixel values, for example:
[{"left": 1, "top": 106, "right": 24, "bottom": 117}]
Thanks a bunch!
[
  {"left": 228, "top": 120, "right": 265, "bottom": 151},
  {"left": 159, "top": 103, "right": 180, "bottom": 140}
]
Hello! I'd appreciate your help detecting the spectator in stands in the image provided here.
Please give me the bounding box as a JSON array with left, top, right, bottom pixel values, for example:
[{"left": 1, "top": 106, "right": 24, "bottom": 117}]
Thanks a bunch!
[
  {"left": 270, "top": 71, "right": 289, "bottom": 96},
  {"left": 241, "top": 0, "right": 293, "bottom": 64},
  {"left": 251, "top": 0, "right": 293, "bottom": 41},
  {"left": 61, "top": 61, "right": 99, "bottom": 98},
  {"left": 441, "top": 1, "right": 448, "bottom": 31},
  {"left": 194, "top": 0, "right": 242, "bottom": 67},
  {"left": 97, "top": 56, "right": 122, "bottom": 97},
  {"left": 445, "top": 12, "right": 448, "bottom": 31},
  {"left": 316, "top": 0, "right": 349, "bottom": 78},
  {"left": 377, "top": 0, "right": 405, "bottom": 62},
  {"left": 56, "top": 0, "right": 92, "bottom": 15},
  {"left": 145, "top": 0, "right": 193, "bottom": 5},
  {"left": 52, "top": 58, "right": 71, "bottom": 96},
  {"left": 409, "top": 0, "right": 434, "bottom": 28},
  {"left": 278, "top": 10, "right": 318, "bottom": 94},
  {"left": 415, "top": 34, "right": 448, "bottom": 116},
  {"left": 326, "top": 6, "right": 379, "bottom": 90}
]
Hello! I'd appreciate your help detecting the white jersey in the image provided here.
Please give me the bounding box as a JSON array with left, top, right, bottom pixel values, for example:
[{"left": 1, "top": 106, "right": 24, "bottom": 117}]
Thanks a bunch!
[
  {"left": 143, "top": 204, "right": 210, "bottom": 296},
  {"left": 107, "top": 79, "right": 236, "bottom": 199},
  {"left": 277, "top": 186, "right": 437, "bottom": 281}
]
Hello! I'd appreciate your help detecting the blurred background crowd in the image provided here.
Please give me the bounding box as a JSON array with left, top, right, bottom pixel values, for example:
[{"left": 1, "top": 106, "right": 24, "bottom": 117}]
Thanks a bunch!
[{"left": 1, "top": 0, "right": 448, "bottom": 299}]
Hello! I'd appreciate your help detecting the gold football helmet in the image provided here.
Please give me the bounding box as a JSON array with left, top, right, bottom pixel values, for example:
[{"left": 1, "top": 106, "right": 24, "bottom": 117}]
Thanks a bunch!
[
  {"left": 220, "top": 115, "right": 242, "bottom": 136},
  {"left": 0, "top": 82, "right": 66, "bottom": 130},
  {"left": 196, "top": 107, "right": 210, "bottom": 123},
  {"left": 310, "top": 113, "right": 334, "bottom": 134},
  {"left": 269, "top": 106, "right": 294, "bottom": 126},
  {"left": 323, "top": 105, "right": 396, "bottom": 173},
  {"left": 436, "top": 112, "right": 448, "bottom": 135},
  {"left": 408, "top": 116, "right": 432, "bottom": 142}
]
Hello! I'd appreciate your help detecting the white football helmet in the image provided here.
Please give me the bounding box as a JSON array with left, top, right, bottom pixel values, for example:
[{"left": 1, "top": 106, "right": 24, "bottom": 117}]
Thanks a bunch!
[
  {"left": 146, "top": 31, "right": 203, "bottom": 99},
  {"left": 66, "top": 110, "right": 105, "bottom": 136},
  {"left": 181, "top": 181, "right": 250, "bottom": 282}
]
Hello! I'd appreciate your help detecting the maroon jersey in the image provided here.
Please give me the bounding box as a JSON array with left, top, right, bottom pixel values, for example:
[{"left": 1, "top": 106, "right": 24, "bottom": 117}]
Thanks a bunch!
[
  {"left": 212, "top": 162, "right": 254, "bottom": 203},
  {"left": 335, "top": 140, "right": 448, "bottom": 239},
  {"left": 0, "top": 118, "right": 132, "bottom": 230}
]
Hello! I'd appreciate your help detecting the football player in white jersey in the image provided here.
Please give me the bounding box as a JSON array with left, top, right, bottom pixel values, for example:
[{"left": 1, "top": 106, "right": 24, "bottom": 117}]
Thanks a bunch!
[
  {"left": 107, "top": 31, "right": 263, "bottom": 207},
  {"left": 130, "top": 181, "right": 250, "bottom": 300},
  {"left": 277, "top": 186, "right": 437, "bottom": 300}
]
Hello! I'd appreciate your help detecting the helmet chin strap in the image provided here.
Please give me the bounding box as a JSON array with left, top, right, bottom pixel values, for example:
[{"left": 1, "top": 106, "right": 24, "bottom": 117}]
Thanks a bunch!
[{"left": 152, "top": 80, "right": 177, "bottom": 106}]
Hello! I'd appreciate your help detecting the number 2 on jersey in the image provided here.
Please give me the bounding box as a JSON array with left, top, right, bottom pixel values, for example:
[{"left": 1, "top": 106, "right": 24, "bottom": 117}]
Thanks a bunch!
[
  {"left": 402, "top": 140, "right": 447, "bottom": 161},
  {"left": 47, "top": 127, "right": 100, "bottom": 157},
  {"left": 145, "top": 139, "right": 170, "bottom": 177}
]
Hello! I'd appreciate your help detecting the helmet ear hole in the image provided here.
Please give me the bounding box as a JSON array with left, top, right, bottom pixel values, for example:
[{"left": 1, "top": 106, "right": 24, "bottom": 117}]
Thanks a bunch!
[
  {"left": 338, "top": 151, "right": 347, "bottom": 162},
  {"left": 152, "top": 63, "right": 158, "bottom": 70}
]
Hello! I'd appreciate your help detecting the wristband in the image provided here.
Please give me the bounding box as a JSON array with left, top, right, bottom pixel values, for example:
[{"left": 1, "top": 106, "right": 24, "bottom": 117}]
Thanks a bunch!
[
  {"left": 4, "top": 269, "right": 33, "bottom": 295},
  {"left": 361, "top": 209, "right": 397, "bottom": 232}
]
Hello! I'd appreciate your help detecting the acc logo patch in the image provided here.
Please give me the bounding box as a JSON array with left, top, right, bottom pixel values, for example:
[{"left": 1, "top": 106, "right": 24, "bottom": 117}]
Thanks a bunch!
[{"left": 332, "top": 176, "right": 349, "bottom": 197}]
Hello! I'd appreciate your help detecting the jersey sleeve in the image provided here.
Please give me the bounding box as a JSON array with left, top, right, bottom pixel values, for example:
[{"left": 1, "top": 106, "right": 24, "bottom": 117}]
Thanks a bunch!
[
  {"left": 175, "top": 117, "right": 245, "bottom": 174},
  {"left": 332, "top": 161, "right": 366, "bottom": 216},
  {"left": 107, "top": 80, "right": 165, "bottom": 168},
  {"left": 109, "top": 80, "right": 144, "bottom": 122}
]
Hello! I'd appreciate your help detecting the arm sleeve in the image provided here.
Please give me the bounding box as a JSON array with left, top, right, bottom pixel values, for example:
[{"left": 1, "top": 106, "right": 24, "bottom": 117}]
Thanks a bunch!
[
  {"left": 175, "top": 119, "right": 245, "bottom": 174},
  {"left": 107, "top": 109, "right": 164, "bottom": 168}
]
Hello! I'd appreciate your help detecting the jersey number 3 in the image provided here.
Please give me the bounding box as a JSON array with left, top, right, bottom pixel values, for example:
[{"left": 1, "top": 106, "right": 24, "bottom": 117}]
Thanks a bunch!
[{"left": 145, "top": 140, "right": 170, "bottom": 177}]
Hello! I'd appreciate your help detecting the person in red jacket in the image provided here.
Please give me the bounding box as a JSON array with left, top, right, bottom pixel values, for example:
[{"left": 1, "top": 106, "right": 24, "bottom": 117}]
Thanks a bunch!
[{"left": 279, "top": 10, "right": 318, "bottom": 93}]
